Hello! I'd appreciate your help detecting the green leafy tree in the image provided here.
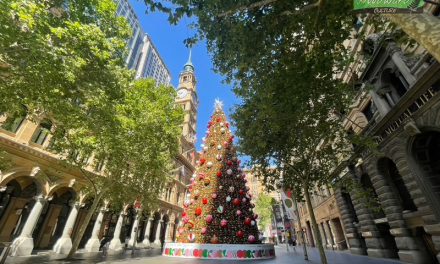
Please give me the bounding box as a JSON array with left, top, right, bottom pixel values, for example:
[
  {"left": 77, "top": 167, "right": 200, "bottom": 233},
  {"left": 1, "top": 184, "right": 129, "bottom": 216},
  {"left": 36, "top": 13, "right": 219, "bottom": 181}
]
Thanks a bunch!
[
  {"left": 53, "top": 79, "right": 183, "bottom": 258},
  {"left": 254, "top": 193, "right": 275, "bottom": 232},
  {"left": 0, "top": 0, "right": 132, "bottom": 116},
  {"left": 1, "top": 0, "right": 183, "bottom": 258}
]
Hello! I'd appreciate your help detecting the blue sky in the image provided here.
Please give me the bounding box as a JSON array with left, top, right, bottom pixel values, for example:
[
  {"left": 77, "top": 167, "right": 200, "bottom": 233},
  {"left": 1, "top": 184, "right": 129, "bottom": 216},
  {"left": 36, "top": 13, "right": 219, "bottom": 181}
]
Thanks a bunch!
[{"left": 130, "top": 0, "right": 241, "bottom": 152}]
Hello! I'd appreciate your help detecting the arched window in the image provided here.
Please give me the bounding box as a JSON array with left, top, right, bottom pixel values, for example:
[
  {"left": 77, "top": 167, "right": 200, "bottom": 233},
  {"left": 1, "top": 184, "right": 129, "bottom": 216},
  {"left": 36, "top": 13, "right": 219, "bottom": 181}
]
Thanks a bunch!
[
  {"left": 31, "top": 119, "right": 52, "bottom": 145},
  {"left": 1, "top": 106, "right": 27, "bottom": 133}
]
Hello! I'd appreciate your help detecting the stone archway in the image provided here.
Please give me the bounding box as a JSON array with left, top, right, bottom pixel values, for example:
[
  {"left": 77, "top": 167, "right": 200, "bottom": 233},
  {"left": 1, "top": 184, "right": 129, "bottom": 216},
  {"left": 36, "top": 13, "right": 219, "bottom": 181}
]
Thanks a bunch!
[
  {"left": 173, "top": 217, "right": 180, "bottom": 242},
  {"left": 0, "top": 176, "right": 40, "bottom": 242},
  {"left": 33, "top": 187, "right": 76, "bottom": 249},
  {"left": 410, "top": 131, "right": 440, "bottom": 218},
  {"left": 149, "top": 211, "right": 161, "bottom": 244},
  {"left": 377, "top": 158, "right": 417, "bottom": 213},
  {"left": 160, "top": 214, "right": 170, "bottom": 243}
]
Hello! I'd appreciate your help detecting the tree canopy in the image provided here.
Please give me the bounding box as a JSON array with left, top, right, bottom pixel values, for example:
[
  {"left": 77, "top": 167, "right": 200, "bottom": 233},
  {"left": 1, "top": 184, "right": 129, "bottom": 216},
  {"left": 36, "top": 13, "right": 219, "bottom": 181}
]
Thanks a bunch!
[
  {"left": 1, "top": 0, "right": 183, "bottom": 257},
  {"left": 254, "top": 193, "right": 275, "bottom": 231}
]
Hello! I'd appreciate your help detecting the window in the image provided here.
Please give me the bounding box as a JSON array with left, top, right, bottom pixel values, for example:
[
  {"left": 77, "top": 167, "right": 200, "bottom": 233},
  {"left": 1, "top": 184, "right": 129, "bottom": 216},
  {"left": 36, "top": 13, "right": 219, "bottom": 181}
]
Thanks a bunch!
[
  {"left": 1, "top": 107, "right": 27, "bottom": 133},
  {"left": 31, "top": 119, "right": 52, "bottom": 145},
  {"left": 361, "top": 101, "right": 374, "bottom": 122},
  {"left": 95, "top": 159, "right": 106, "bottom": 172}
]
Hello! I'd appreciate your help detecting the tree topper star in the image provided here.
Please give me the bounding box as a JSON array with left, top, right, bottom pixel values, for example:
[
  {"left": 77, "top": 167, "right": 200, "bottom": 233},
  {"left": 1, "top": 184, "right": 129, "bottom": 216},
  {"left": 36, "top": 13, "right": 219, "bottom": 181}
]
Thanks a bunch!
[{"left": 214, "top": 99, "right": 224, "bottom": 112}]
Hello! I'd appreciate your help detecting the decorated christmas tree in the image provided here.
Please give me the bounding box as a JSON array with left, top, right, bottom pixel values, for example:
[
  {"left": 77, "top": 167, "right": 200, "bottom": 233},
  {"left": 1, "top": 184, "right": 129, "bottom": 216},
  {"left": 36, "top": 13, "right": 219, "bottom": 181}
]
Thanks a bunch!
[{"left": 177, "top": 101, "right": 260, "bottom": 244}]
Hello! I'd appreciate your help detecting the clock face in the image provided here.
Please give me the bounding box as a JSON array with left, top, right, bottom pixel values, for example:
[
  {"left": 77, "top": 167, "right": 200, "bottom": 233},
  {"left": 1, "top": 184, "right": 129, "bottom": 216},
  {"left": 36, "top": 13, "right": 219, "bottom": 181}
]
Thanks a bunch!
[{"left": 177, "top": 89, "right": 188, "bottom": 99}]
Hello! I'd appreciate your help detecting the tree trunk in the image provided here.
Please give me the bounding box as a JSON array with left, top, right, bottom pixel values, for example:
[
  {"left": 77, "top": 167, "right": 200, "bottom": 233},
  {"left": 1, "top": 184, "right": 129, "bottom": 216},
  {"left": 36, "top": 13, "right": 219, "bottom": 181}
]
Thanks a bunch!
[
  {"left": 304, "top": 185, "right": 328, "bottom": 264},
  {"left": 66, "top": 192, "right": 103, "bottom": 259},
  {"left": 293, "top": 198, "right": 308, "bottom": 260},
  {"left": 385, "top": 13, "right": 440, "bottom": 63}
]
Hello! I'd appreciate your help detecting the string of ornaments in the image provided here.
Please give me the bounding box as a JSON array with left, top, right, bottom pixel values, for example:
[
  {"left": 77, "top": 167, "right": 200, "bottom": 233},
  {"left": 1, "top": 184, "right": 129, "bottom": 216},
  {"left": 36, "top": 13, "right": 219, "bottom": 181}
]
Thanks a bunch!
[{"left": 177, "top": 101, "right": 260, "bottom": 244}]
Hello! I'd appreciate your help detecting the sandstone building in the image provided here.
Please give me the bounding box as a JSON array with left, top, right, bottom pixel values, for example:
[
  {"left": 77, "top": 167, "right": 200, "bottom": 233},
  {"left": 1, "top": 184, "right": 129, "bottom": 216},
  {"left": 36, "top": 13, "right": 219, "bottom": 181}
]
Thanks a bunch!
[{"left": 0, "top": 56, "right": 198, "bottom": 256}]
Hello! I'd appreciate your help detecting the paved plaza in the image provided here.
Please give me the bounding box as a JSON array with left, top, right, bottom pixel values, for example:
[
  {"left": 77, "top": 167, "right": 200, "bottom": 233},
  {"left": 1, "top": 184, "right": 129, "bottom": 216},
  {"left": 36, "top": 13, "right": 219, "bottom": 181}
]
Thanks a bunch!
[{"left": 5, "top": 246, "right": 403, "bottom": 264}]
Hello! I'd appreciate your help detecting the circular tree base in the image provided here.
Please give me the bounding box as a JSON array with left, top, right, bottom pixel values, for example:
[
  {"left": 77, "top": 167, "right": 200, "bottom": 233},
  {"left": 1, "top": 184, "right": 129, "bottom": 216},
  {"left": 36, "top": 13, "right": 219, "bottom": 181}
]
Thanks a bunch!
[{"left": 162, "top": 242, "right": 275, "bottom": 260}]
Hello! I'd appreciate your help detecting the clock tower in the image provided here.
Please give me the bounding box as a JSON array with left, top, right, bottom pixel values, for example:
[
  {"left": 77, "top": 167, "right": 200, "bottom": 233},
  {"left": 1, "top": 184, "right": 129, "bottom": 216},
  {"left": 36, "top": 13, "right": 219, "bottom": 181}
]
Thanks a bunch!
[{"left": 176, "top": 50, "right": 198, "bottom": 154}]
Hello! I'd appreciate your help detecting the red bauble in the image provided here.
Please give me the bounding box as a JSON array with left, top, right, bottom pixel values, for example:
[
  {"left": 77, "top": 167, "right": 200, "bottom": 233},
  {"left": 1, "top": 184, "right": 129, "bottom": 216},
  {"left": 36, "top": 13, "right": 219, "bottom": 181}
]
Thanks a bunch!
[
  {"left": 216, "top": 117, "right": 221, "bottom": 122},
  {"left": 233, "top": 198, "right": 241, "bottom": 206},
  {"left": 236, "top": 230, "right": 244, "bottom": 238},
  {"left": 220, "top": 219, "right": 228, "bottom": 228},
  {"left": 227, "top": 160, "right": 233, "bottom": 166},
  {"left": 244, "top": 217, "right": 252, "bottom": 226},
  {"left": 182, "top": 212, "right": 187, "bottom": 218},
  {"left": 248, "top": 235, "right": 256, "bottom": 243},
  {"left": 206, "top": 215, "right": 213, "bottom": 223},
  {"left": 239, "top": 189, "right": 245, "bottom": 195},
  {"left": 226, "top": 123, "right": 230, "bottom": 128},
  {"left": 202, "top": 198, "right": 208, "bottom": 205},
  {"left": 216, "top": 171, "right": 222, "bottom": 177},
  {"left": 195, "top": 208, "right": 202, "bottom": 216},
  {"left": 198, "top": 173, "right": 205, "bottom": 180},
  {"left": 200, "top": 158, "right": 206, "bottom": 165},
  {"left": 229, "top": 136, "right": 234, "bottom": 143}
]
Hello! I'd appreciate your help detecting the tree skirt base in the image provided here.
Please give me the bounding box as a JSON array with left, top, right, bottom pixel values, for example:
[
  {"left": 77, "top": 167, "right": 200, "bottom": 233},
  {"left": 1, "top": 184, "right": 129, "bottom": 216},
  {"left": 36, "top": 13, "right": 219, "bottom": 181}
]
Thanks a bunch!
[{"left": 162, "top": 242, "right": 275, "bottom": 260}]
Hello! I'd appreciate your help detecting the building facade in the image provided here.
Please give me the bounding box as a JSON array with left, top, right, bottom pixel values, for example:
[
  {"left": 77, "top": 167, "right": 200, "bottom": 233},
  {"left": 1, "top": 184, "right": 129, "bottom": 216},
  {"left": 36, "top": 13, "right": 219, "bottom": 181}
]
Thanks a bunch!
[
  {"left": 331, "top": 7, "right": 440, "bottom": 264},
  {"left": 115, "top": 0, "right": 171, "bottom": 86},
  {"left": 335, "top": 39, "right": 440, "bottom": 264},
  {"left": 0, "top": 55, "right": 197, "bottom": 256},
  {"left": 115, "top": 0, "right": 144, "bottom": 70},
  {"left": 134, "top": 35, "right": 171, "bottom": 86},
  {"left": 293, "top": 188, "right": 347, "bottom": 251}
]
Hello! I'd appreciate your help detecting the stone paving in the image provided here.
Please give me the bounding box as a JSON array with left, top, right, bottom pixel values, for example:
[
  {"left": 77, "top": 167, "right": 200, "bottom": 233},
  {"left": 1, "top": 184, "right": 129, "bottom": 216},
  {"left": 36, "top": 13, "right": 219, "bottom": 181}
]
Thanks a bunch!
[
  {"left": 5, "top": 245, "right": 404, "bottom": 264},
  {"left": 5, "top": 248, "right": 162, "bottom": 264}
]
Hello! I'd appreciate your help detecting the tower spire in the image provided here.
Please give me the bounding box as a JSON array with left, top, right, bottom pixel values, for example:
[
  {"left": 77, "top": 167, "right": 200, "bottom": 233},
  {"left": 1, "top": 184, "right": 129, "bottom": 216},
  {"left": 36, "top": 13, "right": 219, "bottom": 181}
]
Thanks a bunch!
[
  {"left": 186, "top": 48, "right": 192, "bottom": 66},
  {"left": 183, "top": 48, "right": 194, "bottom": 72}
]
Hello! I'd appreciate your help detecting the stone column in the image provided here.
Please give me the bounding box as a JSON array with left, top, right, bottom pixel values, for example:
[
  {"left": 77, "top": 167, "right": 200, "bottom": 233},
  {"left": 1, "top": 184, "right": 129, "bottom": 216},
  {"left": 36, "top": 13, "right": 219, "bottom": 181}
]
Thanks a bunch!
[
  {"left": 108, "top": 211, "right": 125, "bottom": 252},
  {"left": 127, "top": 210, "right": 140, "bottom": 248},
  {"left": 164, "top": 222, "right": 172, "bottom": 243},
  {"left": 334, "top": 187, "right": 366, "bottom": 255},
  {"left": 85, "top": 208, "right": 105, "bottom": 252},
  {"left": 324, "top": 221, "right": 335, "bottom": 249},
  {"left": 10, "top": 195, "right": 46, "bottom": 256},
  {"left": 366, "top": 156, "right": 428, "bottom": 263},
  {"left": 318, "top": 223, "right": 327, "bottom": 249},
  {"left": 369, "top": 90, "right": 391, "bottom": 117},
  {"left": 141, "top": 218, "right": 153, "bottom": 247},
  {"left": 53, "top": 203, "right": 80, "bottom": 254},
  {"left": 348, "top": 166, "right": 396, "bottom": 259},
  {"left": 153, "top": 220, "right": 162, "bottom": 247}
]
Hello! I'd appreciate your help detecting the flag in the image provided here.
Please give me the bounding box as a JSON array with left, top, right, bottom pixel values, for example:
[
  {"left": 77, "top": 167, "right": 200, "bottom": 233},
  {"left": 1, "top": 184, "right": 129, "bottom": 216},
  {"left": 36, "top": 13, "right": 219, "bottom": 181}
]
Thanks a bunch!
[{"left": 281, "top": 190, "right": 297, "bottom": 221}]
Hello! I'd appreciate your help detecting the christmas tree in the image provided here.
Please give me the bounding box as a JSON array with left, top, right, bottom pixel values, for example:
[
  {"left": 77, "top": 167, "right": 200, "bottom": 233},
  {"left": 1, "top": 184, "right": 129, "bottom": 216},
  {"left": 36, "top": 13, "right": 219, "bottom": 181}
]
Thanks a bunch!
[{"left": 177, "top": 101, "right": 260, "bottom": 244}]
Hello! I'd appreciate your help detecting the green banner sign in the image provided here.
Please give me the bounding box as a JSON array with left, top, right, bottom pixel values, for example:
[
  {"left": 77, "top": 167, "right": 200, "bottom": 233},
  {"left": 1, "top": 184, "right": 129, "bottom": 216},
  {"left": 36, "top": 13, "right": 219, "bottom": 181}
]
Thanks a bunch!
[{"left": 354, "top": 0, "right": 425, "bottom": 13}]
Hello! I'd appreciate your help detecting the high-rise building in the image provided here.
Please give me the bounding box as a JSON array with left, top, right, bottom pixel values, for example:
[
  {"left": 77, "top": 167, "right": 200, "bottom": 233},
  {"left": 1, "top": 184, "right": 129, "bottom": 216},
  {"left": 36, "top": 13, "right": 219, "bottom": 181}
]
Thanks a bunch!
[
  {"left": 114, "top": 0, "right": 143, "bottom": 70},
  {"left": 115, "top": 0, "right": 171, "bottom": 86},
  {"left": 135, "top": 35, "right": 171, "bottom": 86}
]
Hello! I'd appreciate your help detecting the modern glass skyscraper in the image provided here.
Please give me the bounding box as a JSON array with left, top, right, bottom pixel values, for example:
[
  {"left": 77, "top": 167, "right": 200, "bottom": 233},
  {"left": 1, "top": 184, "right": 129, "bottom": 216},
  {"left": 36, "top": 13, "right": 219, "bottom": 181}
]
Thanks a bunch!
[{"left": 114, "top": 0, "right": 171, "bottom": 85}]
